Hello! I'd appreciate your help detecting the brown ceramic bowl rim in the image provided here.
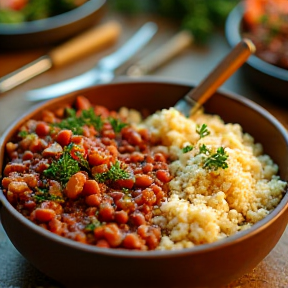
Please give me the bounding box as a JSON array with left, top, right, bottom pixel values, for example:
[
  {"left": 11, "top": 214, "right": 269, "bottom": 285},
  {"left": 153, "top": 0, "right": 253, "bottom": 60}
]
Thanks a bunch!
[
  {"left": 0, "top": 0, "right": 106, "bottom": 35},
  {"left": 225, "top": 2, "right": 288, "bottom": 82},
  {"left": 1, "top": 77, "right": 288, "bottom": 258}
]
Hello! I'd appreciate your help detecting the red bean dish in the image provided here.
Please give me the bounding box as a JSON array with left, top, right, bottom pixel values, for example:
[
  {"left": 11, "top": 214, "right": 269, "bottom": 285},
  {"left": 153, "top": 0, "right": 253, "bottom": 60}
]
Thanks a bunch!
[
  {"left": 2, "top": 96, "right": 170, "bottom": 250},
  {"left": 1, "top": 96, "right": 286, "bottom": 251},
  {"left": 242, "top": 0, "right": 288, "bottom": 69}
]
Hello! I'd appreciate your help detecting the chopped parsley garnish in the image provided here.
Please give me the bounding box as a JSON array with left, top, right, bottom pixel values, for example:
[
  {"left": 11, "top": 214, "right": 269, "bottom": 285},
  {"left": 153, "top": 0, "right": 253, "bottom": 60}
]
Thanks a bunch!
[
  {"left": 69, "top": 143, "right": 89, "bottom": 170},
  {"left": 196, "top": 124, "right": 210, "bottom": 139},
  {"left": 85, "top": 223, "right": 97, "bottom": 231},
  {"left": 199, "top": 144, "right": 210, "bottom": 155},
  {"left": 53, "top": 107, "right": 103, "bottom": 135},
  {"left": 203, "top": 147, "right": 228, "bottom": 171},
  {"left": 53, "top": 108, "right": 83, "bottom": 135},
  {"left": 80, "top": 108, "right": 103, "bottom": 132},
  {"left": 182, "top": 145, "right": 193, "bottom": 153},
  {"left": 43, "top": 144, "right": 80, "bottom": 185},
  {"left": 33, "top": 187, "right": 64, "bottom": 203},
  {"left": 85, "top": 219, "right": 102, "bottom": 231},
  {"left": 108, "top": 117, "right": 128, "bottom": 133},
  {"left": 18, "top": 130, "right": 28, "bottom": 138},
  {"left": 74, "top": 151, "right": 90, "bottom": 170},
  {"left": 94, "top": 161, "right": 130, "bottom": 183},
  {"left": 18, "top": 131, "right": 37, "bottom": 140}
]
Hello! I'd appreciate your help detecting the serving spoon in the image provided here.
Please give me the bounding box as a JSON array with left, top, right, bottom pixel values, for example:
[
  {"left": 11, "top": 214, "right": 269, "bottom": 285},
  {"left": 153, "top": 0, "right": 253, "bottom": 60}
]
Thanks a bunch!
[{"left": 174, "top": 38, "right": 256, "bottom": 116}]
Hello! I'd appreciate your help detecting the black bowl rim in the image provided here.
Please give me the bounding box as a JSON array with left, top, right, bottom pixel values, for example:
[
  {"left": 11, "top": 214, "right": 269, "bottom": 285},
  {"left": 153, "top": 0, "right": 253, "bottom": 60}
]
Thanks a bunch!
[
  {"left": 0, "top": 78, "right": 288, "bottom": 259},
  {"left": 225, "top": 2, "right": 288, "bottom": 82},
  {"left": 0, "top": 0, "right": 106, "bottom": 35}
]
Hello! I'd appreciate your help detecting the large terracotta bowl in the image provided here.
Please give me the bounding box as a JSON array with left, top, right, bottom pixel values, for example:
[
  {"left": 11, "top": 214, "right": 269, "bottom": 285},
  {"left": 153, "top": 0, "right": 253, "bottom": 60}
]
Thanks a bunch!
[{"left": 0, "top": 79, "right": 288, "bottom": 288}]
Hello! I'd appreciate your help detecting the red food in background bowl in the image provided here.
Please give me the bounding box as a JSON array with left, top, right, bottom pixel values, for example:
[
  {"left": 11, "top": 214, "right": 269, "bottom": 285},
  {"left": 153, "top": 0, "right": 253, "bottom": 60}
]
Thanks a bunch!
[
  {"left": 242, "top": 0, "right": 288, "bottom": 70},
  {"left": 0, "top": 79, "right": 288, "bottom": 288},
  {"left": 0, "top": 0, "right": 106, "bottom": 49},
  {"left": 225, "top": 1, "right": 288, "bottom": 101}
]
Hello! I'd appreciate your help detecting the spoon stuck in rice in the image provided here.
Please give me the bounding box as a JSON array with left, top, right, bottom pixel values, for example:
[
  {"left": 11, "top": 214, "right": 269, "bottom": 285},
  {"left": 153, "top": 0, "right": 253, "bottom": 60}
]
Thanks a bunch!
[{"left": 174, "top": 38, "right": 256, "bottom": 116}]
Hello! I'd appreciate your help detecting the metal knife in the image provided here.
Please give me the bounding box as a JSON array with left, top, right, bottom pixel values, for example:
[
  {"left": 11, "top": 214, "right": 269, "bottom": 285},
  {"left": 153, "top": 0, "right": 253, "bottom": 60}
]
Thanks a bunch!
[
  {"left": 26, "top": 28, "right": 193, "bottom": 101},
  {"left": 0, "top": 21, "right": 122, "bottom": 93},
  {"left": 25, "top": 22, "right": 158, "bottom": 101}
]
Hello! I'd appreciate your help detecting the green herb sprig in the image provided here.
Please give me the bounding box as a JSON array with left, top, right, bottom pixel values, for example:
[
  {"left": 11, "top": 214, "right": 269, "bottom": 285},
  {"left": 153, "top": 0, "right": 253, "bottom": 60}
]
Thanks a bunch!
[
  {"left": 18, "top": 131, "right": 29, "bottom": 138},
  {"left": 199, "top": 144, "right": 210, "bottom": 155},
  {"left": 74, "top": 151, "right": 90, "bottom": 170},
  {"left": 94, "top": 161, "right": 130, "bottom": 183},
  {"left": 203, "top": 147, "right": 228, "bottom": 171},
  {"left": 196, "top": 124, "right": 210, "bottom": 139},
  {"left": 33, "top": 187, "right": 64, "bottom": 203},
  {"left": 80, "top": 108, "right": 103, "bottom": 132},
  {"left": 53, "top": 108, "right": 103, "bottom": 135},
  {"left": 53, "top": 108, "right": 129, "bottom": 136},
  {"left": 108, "top": 117, "right": 128, "bottom": 133},
  {"left": 43, "top": 144, "right": 80, "bottom": 185},
  {"left": 182, "top": 145, "right": 193, "bottom": 153},
  {"left": 85, "top": 220, "right": 102, "bottom": 232}
]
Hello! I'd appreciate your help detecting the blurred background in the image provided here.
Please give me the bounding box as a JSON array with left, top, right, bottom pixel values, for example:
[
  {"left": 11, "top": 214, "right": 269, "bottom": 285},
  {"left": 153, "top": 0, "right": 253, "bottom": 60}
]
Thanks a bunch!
[{"left": 0, "top": 0, "right": 239, "bottom": 43}]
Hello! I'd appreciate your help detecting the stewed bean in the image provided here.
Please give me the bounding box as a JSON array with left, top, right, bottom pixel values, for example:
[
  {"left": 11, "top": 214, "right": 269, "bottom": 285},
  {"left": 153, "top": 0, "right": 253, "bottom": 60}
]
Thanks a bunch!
[
  {"left": 1, "top": 96, "right": 173, "bottom": 251},
  {"left": 99, "top": 202, "right": 115, "bottom": 222},
  {"left": 75, "top": 95, "right": 91, "bottom": 110},
  {"left": 85, "top": 194, "right": 102, "bottom": 207},
  {"left": 114, "top": 210, "right": 129, "bottom": 224},
  {"left": 56, "top": 129, "right": 72, "bottom": 147},
  {"left": 33, "top": 208, "right": 56, "bottom": 222},
  {"left": 35, "top": 122, "right": 50, "bottom": 137},
  {"left": 135, "top": 174, "right": 153, "bottom": 188},
  {"left": 65, "top": 172, "right": 86, "bottom": 199},
  {"left": 122, "top": 233, "right": 143, "bottom": 249},
  {"left": 82, "top": 180, "right": 100, "bottom": 196}
]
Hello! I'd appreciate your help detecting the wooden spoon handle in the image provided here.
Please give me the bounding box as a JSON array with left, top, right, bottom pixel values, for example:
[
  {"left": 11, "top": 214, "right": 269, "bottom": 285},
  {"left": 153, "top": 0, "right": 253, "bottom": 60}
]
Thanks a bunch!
[
  {"left": 187, "top": 39, "right": 255, "bottom": 109},
  {"left": 49, "top": 21, "right": 122, "bottom": 67}
]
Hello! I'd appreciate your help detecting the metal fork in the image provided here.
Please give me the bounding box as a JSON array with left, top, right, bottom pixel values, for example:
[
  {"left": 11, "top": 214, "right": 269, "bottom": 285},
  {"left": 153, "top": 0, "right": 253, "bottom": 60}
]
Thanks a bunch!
[{"left": 25, "top": 22, "right": 158, "bottom": 101}]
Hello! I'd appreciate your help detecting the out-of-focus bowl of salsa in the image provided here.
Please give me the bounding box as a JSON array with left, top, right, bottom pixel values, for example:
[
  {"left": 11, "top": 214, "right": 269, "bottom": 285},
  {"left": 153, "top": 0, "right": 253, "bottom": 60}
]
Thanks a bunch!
[
  {"left": 225, "top": 0, "right": 288, "bottom": 101},
  {"left": 0, "top": 0, "right": 106, "bottom": 49}
]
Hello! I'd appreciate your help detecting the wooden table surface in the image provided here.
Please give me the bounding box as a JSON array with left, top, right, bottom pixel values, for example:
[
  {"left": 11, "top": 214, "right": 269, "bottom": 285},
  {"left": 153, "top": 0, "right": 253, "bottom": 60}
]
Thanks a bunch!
[{"left": 0, "top": 12, "right": 288, "bottom": 288}]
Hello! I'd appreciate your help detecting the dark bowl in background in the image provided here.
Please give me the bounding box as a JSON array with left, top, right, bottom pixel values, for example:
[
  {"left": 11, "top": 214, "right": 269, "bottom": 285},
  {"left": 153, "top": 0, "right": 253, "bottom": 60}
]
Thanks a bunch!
[
  {"left": 0, "top": 0, "right": 106, "bottom": 50},
  {"left": 225, "top": 3, "right": 288, "bottom": 102},
  {"left": 0, "top": 79, "right": 288, "bottom": 288}
]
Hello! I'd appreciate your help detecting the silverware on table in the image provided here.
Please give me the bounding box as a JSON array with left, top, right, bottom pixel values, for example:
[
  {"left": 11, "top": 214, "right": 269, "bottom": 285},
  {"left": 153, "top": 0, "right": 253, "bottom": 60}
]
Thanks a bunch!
[
  {"left": 174, "top": 39, "right": 256, "bottom": 116},
  {"left": 0, "top": 21, "right": 123, "bottom": 94},
  {"left": 25, "top": 22, "right": 158, "bottom": 101},
  {"left": 25, "top": 28, "right": 194, "bottom": 101},
  {"left": 126, "top": 30, "right": 193, "bottom": 77}
]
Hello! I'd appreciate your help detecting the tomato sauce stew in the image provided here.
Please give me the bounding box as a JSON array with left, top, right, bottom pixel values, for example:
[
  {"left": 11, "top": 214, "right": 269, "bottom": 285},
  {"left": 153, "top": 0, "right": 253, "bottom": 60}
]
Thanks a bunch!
[{"left": 1, "top": 96, "right": 170, "bottom": 250}]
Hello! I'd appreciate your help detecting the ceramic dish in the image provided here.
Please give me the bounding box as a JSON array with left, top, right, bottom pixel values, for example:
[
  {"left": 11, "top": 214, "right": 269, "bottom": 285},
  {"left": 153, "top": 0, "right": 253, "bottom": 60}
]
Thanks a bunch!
[
  {"left": 0, "top": 0, "right": 106, "bottom": 50},
  {"left": 0, "top": 79, "right": 288, "bottom": 288},
  {"left": 225, "top": 2, "right": 288, "bottom": 101}
]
